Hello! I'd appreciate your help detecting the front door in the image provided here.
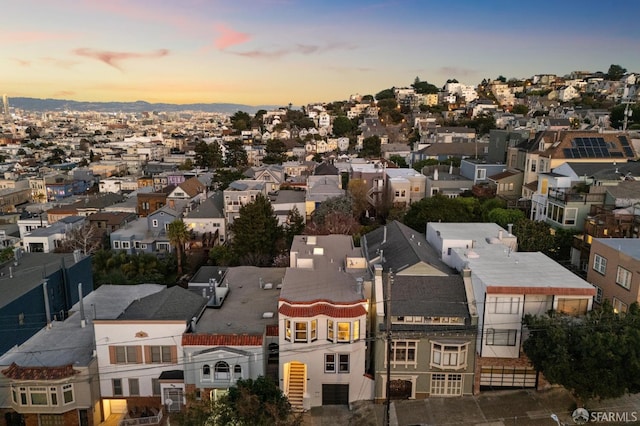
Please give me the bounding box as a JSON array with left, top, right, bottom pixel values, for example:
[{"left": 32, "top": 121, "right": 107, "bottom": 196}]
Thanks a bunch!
[{"left": 389, "top": 379, "right": 412, "bottom": 399}]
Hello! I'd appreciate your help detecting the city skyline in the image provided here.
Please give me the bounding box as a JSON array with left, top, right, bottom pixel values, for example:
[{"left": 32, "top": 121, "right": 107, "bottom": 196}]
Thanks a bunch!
[{"left": 3, "top": 0, "right": 640, "bottom": 106}]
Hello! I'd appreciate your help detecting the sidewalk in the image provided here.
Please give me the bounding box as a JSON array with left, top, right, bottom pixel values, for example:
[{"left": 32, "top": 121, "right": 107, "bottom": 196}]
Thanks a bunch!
[{"left": 304, "top": 388, "right": 640, "bottom": 426}]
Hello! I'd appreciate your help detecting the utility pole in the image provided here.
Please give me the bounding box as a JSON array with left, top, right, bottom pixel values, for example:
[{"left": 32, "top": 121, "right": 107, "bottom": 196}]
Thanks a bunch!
[{"left": 385, "top": 268, "right": 393, "bottom": 426}]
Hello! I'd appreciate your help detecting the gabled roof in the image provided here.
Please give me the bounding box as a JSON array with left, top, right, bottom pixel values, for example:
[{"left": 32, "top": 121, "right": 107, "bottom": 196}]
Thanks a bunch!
[
  {"left": 118, "top": 286, "right": 207, "bottom": 321},
  {"left": 363, "top": 220, "right": 451, "bottom": 276},
  {"left": 389, "top": 275, "right": 469, "bottom": 319},
  {"left": 176, "top": 177, "right": 207, "bottom": 198},
  {"left": 185, "top": 193, "right": 224, "bottom": 219},
  {"left": 314, "top": 162, "right": 339, "bottom": 175}
]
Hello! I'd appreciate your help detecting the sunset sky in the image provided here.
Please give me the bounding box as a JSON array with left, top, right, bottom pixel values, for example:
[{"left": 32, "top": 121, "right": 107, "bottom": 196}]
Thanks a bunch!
[{"left": 3, "top": 0, "right": 640, "bottom": 106}]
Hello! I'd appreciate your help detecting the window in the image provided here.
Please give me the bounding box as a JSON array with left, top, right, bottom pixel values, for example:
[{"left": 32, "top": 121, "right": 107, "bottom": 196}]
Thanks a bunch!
[
  {"left": 593, "top": 254, "right": 607, "bottom": 274},
  {"left": 476, "top": 169, "right": 486, "bottom": 180},
  {"left": 141, "top": 201, "right": 150, "bottom": 211},
  {"left": 616, "top": 266, "right": 632, "bottom": 290},
  {"left": 234, "top": 365, "right": 242, "bottom": 378},
  {"left": 149, "top": 345, "right": 173, "bottom": 363},
  {"left": 353, "top": 320, "right": 360, "bottom": 341},
  {"left": 338, "top": 354, "right": 350, "bottom": 373},
  {"left": 613, "top": 297, "right": 628, "bottom": 314},
  {"left": 50, "top": 387, "right": 58, "bottom": 405},
  {"left": 531, "top": 160, "right": 536, "bottom": 172},
  {"left": 214, "top": 361, "right": 230, "bottom": 380},
  {"left": 62, "top": 384, "right": 73, "bottom": 404},
  {"left": 485, "top": 329, "right": 517, "bottom": 346},
  {"left": 563, "top": 208, "right": 577, "bottom": 225},
  {"left": 19, "top": 387, "right": 27, "bottom": 405},
  {"left": 489, "top": 297, "right": 520, "bottom": 314},
  {"left": 152, "top": 379, "right": 161, "bottom": 396},
  {"left": 311, "top": 319, "right": 317, "bottom": 341},
  {"left": 557, "top": 298, "right": 589, "bottom": 316},
  {"left": 202, "top": 364, "right": 211, "bottom": 380},
  {"left": 128, "top": 379, "right": 139, "bottom": 396},
  {"left": 431, "top": 342, "right": 468, "bottom": 370},
  {"left": 594, "top": 285, "right": 603, "bottom": 303},
  {"left": 337, "top": 322, "right": 350, "bottom": 342},
  {"left": 285, "top": 319, "right": 291, "bottom": 341},
  {"left": 113, "top": 241, "right": 120, "bottom": 249},
  {"left": 121, "top": 241, "right": 130, "bottom": 249},
  {"left": 152, "top": 219, "right": 159, "bottom": 228},
  {"left": 29, "top": 387, "right": 48, "bottom": 405},
  {"left": 112, "top": 379, "right": 123, "bottom": 396},
  {"left": 114, "top": 346, "right": 140, "bottom": 364},
  {"left": 390, "top": 341, "right": 417, "bottom": 366},
  {"left": 327, "top": 320, "right": 334, "bottom": 341},
  {"left": 325, "top": 354, "right": 336, "bottom": 373},
  {"left": 295, "top": 322, "right": 308, "bottom": 342}
]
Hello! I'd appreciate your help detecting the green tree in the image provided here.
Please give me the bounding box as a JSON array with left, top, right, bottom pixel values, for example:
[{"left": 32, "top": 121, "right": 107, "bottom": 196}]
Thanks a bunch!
[
  {"left": 606, "top": 64, "right": 627, "bottom": 81},
  {"left": 212, "top": 168, "right": 245, "bottom": 191},
  {"left": 496, "top": 75, "right": 507, "bottom": 83},
  {"left": 412, "top": 78, "right": 439, "bottom": 94},
  {"left": 332, "top": 115, "right": 355, "bottom": 137},
  {"left": 389, "top": 155, "right": 408, "bottom": 168},
  {"left": 403, "top": 195, "right": 480, "bottom": 231},
  {"left": 231, "top": 111, "right": 251, "bottom": 132},
  {"left": 263, "top": 139, "right": 288, "bottom": 164},
  {"left": 486, "top": 208, "right": 525, "bottom": 229},
  {"left": 511, "top": 104, "right": 529, "bottom": 115},
  {"left": 523, "top": 301, "right": 640, "bottom": 403},
  {"left": 360, "top": 135, "right": 381, "bottom": 158},
  {"left": 167, "top": 219, "right": 190, "bottom": 276},
  {"left": 225, "top": 139, "right": 248, "bottom": 168},
  {"left": 178, "top": 159, "right": 194, "bottom": 170},
  {"left": 230, "top": 194, "right": 282, "bottom": 266},
  {"left": 208, "top": 244, "right": 236, "bottom": 266},
  {"left": 412, "top": 158, "right": 439, "bottom": 172},
  {"left": 512, "top": 218, "right": 555, "bottom": 252},
  {"left": 284, "top": 206, "right": 305, "bottom": 249},
  {"left": 375, "top": 88, "right": 395, "bottom": 100}
]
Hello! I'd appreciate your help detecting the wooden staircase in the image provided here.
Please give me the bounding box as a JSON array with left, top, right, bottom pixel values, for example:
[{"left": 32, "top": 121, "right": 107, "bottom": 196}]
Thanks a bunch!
[{"left": 287, "top": 362, "right": 305, "bottom": 411}]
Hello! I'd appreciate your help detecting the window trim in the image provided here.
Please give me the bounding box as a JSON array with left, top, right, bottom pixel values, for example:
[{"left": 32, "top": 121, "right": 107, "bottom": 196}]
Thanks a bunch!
[
  {"left": 128, "top": 379, "right": 139, "bottom": 397},
  {"left": 593, "top": 254, "right": 607, "bottom": 275},
  {"left": 616, "top": 266, "right": 632, "bottom": 290},
  {"left": 214, "top": 361, "right": 230, "bottom": 380},
  {"left": 389, "top": 340, "right": 418, "bottom": 367},
  {"left": 430, "top": 342, "right": 468, "bottom": 370},
  {"left": 485, "top": 328, "right": 518, "bottom": 346}
]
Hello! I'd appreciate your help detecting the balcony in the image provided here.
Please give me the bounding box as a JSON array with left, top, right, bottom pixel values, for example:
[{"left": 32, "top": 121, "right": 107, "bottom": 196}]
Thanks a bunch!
[
  {"left": 118, "top": 407, "right": 163, "bottom": 426},
  {"left": 547, "top": 189, "right": 605, "bottom": 205}
]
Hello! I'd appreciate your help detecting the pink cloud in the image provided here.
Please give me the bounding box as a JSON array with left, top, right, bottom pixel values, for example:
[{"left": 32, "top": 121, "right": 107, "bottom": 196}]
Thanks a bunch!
[
  {"left": 41, "top": 57, "right": 79, "bottom": 69},
  {"left": 11, "top": 58, "right": 31, "bottom": 67},
  {"left": 53, "top": 90, "right": 76, "bottom": 97},
  {"left": 214, "top": 23, "right": 250, "bottom": 50},
  {"left": 73, "top": 48, "right": 170, "bottom": 70}
]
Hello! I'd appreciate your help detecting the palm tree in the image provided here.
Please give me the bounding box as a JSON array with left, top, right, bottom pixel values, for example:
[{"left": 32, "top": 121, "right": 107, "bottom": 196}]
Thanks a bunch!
[{"left": 167, "top": 219, "right": 190, "bottom": 276}]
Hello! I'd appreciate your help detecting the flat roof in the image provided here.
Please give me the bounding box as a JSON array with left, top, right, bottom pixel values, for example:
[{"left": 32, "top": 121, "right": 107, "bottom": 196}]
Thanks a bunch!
[
  {"left": 594, "top": 238, "right": 640, "bottom": 260},
  {"left": 195, "top": 266, "right": 286, "bottom": 335},
  {"left": 428, "top": 222, "right": 511, "bottom": 245}
]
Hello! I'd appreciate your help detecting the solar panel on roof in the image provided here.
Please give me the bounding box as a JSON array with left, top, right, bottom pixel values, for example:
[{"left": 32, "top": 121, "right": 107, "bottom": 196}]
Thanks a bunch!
[
  {"left": 619, "top": 136, "right": 630, "bottom": 147},
  {"left": 623, "top": 147, "right": 634, "bottom": 157},
  {"left": 563, "top": 148, "right": 574, "bottom": 158},
  {"left": 610, "top": 151, "right": 624, "bottom": 158}
]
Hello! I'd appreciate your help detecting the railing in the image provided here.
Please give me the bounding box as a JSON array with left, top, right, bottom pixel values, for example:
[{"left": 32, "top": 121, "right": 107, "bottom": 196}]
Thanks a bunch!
[{"left": 118, "top": 409, "right": 163, "bottom": 426}]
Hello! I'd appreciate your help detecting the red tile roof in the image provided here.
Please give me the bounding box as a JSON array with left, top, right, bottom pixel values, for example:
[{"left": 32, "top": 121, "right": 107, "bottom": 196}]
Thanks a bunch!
[
  {"left": 279, "top": 303, "right": 366, "bottom": 318},
  {"left": 1, "top": 363, "right": 79, "bottom": 381},
  {"left": 182, "top": 334, "right": 263, "bottom": 346},
  {"left": 265, "top": 324, "right": 279, "bottom": 337}
]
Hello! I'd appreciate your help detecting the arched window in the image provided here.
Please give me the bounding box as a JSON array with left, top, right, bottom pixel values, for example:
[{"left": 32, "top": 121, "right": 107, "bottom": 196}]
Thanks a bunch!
[
  {"left": 214, "top": 361, "right": 230, "bottom": 380},
  {"left": 202, "top": 364, "right": 211, "bottom": 380}
]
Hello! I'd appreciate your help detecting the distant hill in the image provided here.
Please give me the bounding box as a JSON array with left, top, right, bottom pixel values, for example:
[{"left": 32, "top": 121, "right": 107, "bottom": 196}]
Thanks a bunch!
[{"left": 9, "top": 97, "right": 278, "bottom": 114}]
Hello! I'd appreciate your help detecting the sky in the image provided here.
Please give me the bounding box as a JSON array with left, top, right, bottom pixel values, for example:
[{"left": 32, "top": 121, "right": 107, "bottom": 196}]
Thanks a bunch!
[{"left": 3, "top": 0, "right": 640, "bottom": 107}]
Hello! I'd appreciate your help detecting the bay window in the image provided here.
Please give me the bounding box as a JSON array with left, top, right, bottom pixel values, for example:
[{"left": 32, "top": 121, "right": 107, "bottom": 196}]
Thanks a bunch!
[{"left": 430, "top": 342, "right": 468, "bottom": 370}]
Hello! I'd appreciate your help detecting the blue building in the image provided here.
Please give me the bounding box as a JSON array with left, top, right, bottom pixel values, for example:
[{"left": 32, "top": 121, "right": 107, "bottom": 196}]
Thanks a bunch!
[{"left": 0, "top": 251, "right": 93, "bottom": 355}]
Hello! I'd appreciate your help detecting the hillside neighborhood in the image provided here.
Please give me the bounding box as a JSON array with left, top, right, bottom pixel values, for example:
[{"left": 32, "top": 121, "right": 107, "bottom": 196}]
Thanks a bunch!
[{"left": 0, "top": 68, "right": 640, "bottom": 426}]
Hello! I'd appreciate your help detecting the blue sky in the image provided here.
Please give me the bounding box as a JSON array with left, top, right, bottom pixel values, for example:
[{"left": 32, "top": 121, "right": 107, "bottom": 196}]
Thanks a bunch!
[{"left": 2, "top": 0, "right": 639, "bottom": 105}]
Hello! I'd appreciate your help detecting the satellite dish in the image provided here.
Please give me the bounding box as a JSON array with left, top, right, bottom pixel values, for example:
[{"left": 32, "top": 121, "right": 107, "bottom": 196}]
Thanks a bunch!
[{"left": 165, "top": 398, "right": 174, "bottom": 406}]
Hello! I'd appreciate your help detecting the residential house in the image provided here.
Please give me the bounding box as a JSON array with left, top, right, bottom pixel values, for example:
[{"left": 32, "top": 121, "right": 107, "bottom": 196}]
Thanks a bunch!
[
  {"left": 0, "top": 252, "right": 93, "bottom": 356},
  {"left": 305, "top": 175, "right": 344, "bottom": 219},
  {"left": 45, "top": 175, "right": 75, "bottom": 201},
  {"left": 487, "top": 169, "right": 524, "bottom": 203},
  {"left": 244, "top": 165, "right": 285, "bottom": 193},
  {"left": 426, "top": 222, "right": 596, "bottom": 393},
  {"left": 182, "top": 266, "right": 286, "bottom": 403},
  {"left": 137, "top": 185, "right": 174, "bottom": 218},
  {"left": 385, "top": 168, "right": 427, "bottom": 207},
  {"left": 362, "top": 221, "right": 477, "bottom": 400},
  {"left": 222, "top": 180, "right": 267, "bottom": 226},
  {"left": 412, "top": 142, "right": 489, "bottom": 164},
  {"left": 0, "top": 288, "right": 100, "bottom": 426},
  {"left": 424, "top": 165, "right": 473, "bottom": 198},
  {"left": 184, "top": 192, "right": 226, "bottom": 246},
  {"left": 93, "top": 286, "right": 207, "bottom": 416},
  {"left": 23, "top": 216, "right": 85, "bottom": 253},
  {"left": 166, "top": 177, "right": 207, "bottom": 209},
  {"left": 587, "top": 239, "right": 640, "bottom": 313},
  {"left": 278, "top": 235, "right": 374, "bottom": 409},
  {"left": 460, "top": 159, "right": 508, "bottom": 185},
  {"left": 110, "top": 204, "right": 184, "bottom": 254},
  {"left": 270, "top": 190, "right": 306, "bottom": 226},
  {"left": 87, "top": 211, "right": 137, "bottom": 237}
]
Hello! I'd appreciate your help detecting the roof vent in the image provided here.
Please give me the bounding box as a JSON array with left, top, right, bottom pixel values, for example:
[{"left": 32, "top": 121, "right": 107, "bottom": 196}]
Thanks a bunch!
[{"left": 262, "top": 312, "right": 274, "bottom": 319}]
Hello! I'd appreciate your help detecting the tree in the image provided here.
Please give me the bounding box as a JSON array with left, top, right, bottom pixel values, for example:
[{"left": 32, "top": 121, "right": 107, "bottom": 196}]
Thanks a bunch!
[
  {"left": 389, "top": 155, "right": 408, "bottom": 168},
  {"left": 486, "top": 208, "right": 525, "bottom": 229},
  {"left": 375, "top": 88, "right": 395, "bottom": 100},
  {"left": 263, "top": 139, "right": 288, "bottom": 164},
  {"left": 403, "top": 195, "right": 480, "bottom": 231},
  {"left": 412, "top": 158, "right": 439, "bottom": 172},
  {"left": 178, "top": 159, "right": 194, "bottom": 170},
  {"left": 412, "top": 78, "right": 439, "bottom": 94},
  {"left": 283, "top": 206, "right": 305, "bottom": 248},
  {"left": 225, "top": 139, "right": 248, "bottom": 168},
  {"left": 229, "top": 194, "right": 282, "bottom": 266},
  {"left": 306, "top": 195, "right": 360, "bottom": 235},
  {"left": 606, "top": 64, "right": 627, "bottom": 81},
  {"left": 231, "top": 111, "right": 251, "bottom": 132},
  {"left": 167, "top": 219, "right": 190, "bottom": 276},
  {"left": 212, "top": 168, "right": 245, "bottom": 191},
  {"left": 347, "top": 178, "right": 370, "bottom": 220},
  {"left": 58, "top": 223, "right": 103, "bottom": 255},
  {"left": 332, "top": 115, "right": 355, "bottom": 137},
  {"left": 523, "top": 301, "right": 640, "bottom": 403},
  {"left": 496, "top": 75, "right": 507, "bottom": 83},
  {"left": 194, "top": 140, "right": 223, "bottom": 169},
  {"left": 511, "top": 104, "right": 529, "bottom": 115},
  {"left": 512, "top": 218, "right": 556, "bottom": 253},
  {"left": 360, "top": 135, "right": 381, "bottom": 158},
  {"left": 177, "top": 376, "right": 302, "bottom": 426}
]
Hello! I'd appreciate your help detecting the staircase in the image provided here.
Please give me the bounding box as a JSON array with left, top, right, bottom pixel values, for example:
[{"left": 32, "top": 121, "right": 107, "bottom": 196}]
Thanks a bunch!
[{"left": 287, "top": 362, "right": 305, "bottom": 411}]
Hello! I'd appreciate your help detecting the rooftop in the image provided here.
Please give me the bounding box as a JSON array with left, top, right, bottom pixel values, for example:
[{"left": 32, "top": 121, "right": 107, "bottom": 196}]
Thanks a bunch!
[{"left": 594, "top": 238, "right": 640, "bottom": 260}]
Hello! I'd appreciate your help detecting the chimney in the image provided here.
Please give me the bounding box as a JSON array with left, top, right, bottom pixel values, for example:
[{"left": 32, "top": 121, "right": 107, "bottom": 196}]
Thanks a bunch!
[
  {"left": 43, "top": 280, "right": 51, "bottom": 328},
  {"left": 507, "top": 223, "right": 513, "bottom": 235},
  {"left": 498, "top": 230, "right": 503, "bottom": 240},
  {"left": 78, "top": 282, "right": 86, "bottom": 328}
]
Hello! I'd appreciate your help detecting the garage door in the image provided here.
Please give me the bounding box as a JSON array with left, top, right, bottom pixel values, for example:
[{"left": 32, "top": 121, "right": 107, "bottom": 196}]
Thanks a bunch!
[
  {"left": 480, "top": 366, "right": 537, "bottom": 389},
  {"left": 322, "top": 384, "right": 349, "bottom": 405}
]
